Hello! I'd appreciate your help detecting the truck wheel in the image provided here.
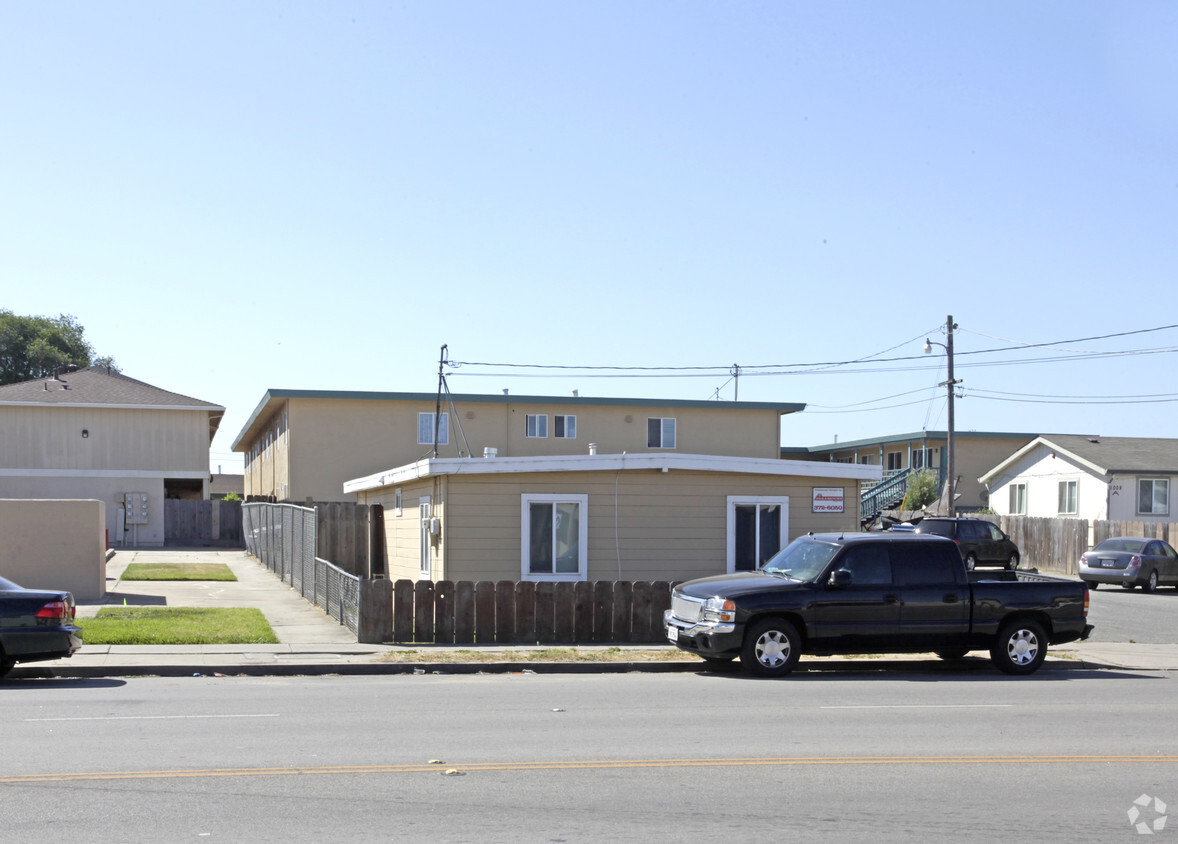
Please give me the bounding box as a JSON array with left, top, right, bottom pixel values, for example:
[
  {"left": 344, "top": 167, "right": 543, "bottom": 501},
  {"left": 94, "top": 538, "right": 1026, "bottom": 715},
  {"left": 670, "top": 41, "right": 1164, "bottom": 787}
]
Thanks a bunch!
[
  {"left": 1145, "top": 570, "right": 1159, "bottom": 593},
  {"left": 991, "top": 620, "right": 1047, "bottom": 675},
  {"left": 741, "top": 618, "right": 801, "bottom": 678},
  {"left": 0, "top": 655, "right": 13, "bottom": 680},
  {"left": 964, "top": 553, "right": 977, "bottom": 571}
]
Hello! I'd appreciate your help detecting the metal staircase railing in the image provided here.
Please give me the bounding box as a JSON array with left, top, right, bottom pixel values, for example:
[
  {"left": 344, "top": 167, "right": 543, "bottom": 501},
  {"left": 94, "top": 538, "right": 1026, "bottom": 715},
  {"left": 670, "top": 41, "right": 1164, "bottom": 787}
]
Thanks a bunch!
[{"left": 861, "top": 468, "right": 913, "bottom": 523}]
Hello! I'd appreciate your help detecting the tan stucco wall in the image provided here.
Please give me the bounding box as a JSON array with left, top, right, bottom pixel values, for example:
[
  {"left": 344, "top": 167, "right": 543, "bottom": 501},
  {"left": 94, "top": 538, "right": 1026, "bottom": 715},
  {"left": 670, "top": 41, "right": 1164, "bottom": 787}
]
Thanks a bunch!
[
  {"left": 0, "top": 477, "right": 166, "bottom": 547},
  {"left": 0, "top": 499, "right": 107, "bottom": 600},
  {"left": 364, "top": 469, "right": 861, "bottom": 584},
  {"left": 246, "top": 396, "right": 785, "bottom": 503},
  {"left": 0, "top": 405, "right": 212, "bottom": 471}
]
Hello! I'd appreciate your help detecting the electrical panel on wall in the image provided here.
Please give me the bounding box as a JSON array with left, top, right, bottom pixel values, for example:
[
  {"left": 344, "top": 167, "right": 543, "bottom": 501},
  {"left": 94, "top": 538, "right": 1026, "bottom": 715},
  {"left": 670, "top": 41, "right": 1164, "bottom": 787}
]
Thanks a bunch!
[{"left": 125, "top": 492, "right": 150, "bottom": 525}]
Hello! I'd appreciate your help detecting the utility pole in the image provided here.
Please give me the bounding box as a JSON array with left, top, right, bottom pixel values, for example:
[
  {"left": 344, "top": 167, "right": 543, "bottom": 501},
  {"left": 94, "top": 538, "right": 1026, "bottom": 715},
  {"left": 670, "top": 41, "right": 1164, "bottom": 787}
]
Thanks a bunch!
[
  {"left": 434, "top": 344, "right": 447, "bottom": 458},
  {"left": 924, "top": 316, "right": 960, "bottom": 516}
]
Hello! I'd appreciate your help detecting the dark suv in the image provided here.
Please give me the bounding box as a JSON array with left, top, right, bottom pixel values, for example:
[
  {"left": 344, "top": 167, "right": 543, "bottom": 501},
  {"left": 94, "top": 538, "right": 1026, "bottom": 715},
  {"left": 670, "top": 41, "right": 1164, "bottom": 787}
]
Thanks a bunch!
[{"left": 913, "top": 517, "right": 1021, "bottom": 570}]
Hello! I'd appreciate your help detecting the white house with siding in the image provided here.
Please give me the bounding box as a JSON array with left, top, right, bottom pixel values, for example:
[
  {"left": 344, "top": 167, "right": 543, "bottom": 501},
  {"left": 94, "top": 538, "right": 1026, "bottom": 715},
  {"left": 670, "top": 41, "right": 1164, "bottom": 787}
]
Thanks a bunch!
[{"left": 979, "top": 435, "right": 1178, "bottom": 524}]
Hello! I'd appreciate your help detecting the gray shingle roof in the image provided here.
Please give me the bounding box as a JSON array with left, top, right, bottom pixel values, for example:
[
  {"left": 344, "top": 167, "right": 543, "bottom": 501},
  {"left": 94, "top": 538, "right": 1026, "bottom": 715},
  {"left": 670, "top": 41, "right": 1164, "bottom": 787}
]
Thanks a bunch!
[
  {"left": 0, "top": 366, "right": 223, "bottom": 410},
  {"left": 1040, "top": 435, "right": 1178, "bottom": 475}
]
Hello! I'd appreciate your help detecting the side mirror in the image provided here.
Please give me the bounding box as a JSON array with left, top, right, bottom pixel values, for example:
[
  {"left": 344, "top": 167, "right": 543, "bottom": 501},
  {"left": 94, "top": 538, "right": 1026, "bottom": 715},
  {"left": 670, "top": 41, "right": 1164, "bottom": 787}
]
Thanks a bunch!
[{"left": 828, "top": 569, "right": 853, "bottom": 589}]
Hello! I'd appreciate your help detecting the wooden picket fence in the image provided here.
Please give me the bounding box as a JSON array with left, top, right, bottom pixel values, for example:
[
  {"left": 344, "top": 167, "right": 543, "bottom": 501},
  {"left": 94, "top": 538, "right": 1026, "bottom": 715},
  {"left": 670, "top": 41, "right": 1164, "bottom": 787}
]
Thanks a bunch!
[{"left": 388, "top": 579, "right": 674, "bottom": 645}]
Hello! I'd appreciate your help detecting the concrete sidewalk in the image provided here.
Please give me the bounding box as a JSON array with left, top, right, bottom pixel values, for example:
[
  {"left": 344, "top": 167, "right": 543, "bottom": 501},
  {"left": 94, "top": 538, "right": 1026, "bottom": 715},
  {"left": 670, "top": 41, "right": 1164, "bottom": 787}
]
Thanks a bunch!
[{"left": 13, "top": 548, "right": 1178, "bottom": 678}]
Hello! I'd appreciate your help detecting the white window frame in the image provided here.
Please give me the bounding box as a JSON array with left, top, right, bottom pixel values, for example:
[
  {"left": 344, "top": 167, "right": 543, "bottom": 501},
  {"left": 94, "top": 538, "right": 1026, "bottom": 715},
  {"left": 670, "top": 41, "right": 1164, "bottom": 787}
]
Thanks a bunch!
[
  {"left": 419, "top": 497, "right": 432, "bottom": 578},
  {"left": 886, "top": 451, "right": 903, "bottom": 471},
  {"left": 417, "top": 412, "right": 449, "bottom": 446},
  {"left": 1138, "top": 478, "right": 1170, "bottom": 516},
  {"left": 726, "top": 496, "right": 790, "bottom": 574},
  {"left": 526, "top": 414, "right": 548, "bottom": 438},
  {"left": 555, "top": 414, "right": 576, "bottom": 439},
  {"left": 520, "top": 493, "right": 588, "bottom": 582},
  {"left": 647, "top": 417, "right": 677, "bottom": 449},
  {"left": 1008, "top": 482, "right": 1027, "bottom": 515},
  {"left": 394, "top": 488, "right": 403, "bottom": 517},
  {"left": 1058, "top": 480, "right": 1078, "bottom": 515}
]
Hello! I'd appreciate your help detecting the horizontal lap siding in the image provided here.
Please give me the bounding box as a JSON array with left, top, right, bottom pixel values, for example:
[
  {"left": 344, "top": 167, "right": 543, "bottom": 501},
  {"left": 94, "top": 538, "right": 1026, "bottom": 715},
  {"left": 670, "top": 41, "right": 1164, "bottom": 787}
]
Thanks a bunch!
[{"left": 441, "top": 470, "right": 860, "bottom": 583}]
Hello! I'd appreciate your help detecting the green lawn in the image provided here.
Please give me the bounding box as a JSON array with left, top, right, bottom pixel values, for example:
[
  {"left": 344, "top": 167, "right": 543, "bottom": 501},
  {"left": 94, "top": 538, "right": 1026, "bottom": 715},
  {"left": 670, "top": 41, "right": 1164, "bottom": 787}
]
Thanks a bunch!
[
  {"left": 120, "top": 563, "right": 238, "bottom": 581},
  {"left": 79, "top": 607, "right": 278, "bottom": 645}
]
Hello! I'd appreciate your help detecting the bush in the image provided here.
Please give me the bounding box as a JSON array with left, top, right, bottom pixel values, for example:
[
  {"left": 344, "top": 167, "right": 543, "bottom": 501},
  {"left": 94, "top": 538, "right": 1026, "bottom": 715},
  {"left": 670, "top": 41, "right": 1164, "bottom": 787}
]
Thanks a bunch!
[{"left": 902, "top": 469, "right": 940, "bottom": 511}]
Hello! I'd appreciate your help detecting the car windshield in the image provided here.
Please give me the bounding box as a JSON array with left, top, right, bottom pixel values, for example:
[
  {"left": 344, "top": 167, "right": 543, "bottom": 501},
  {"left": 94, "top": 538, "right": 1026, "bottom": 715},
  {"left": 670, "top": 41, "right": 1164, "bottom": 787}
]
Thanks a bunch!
[
  {"left": 1097, "top": 538, "right": 1148, "bottom": 554},
  {"left": 759, "top": 536, "right": 840, "bottom": 581}
]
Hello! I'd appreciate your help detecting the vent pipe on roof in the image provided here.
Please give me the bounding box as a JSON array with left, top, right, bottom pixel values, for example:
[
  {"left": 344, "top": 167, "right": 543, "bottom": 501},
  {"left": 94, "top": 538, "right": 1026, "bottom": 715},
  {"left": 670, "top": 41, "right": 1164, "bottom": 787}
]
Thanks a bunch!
[{"left": 484, "top": 447, "right": 498, "bottom": 458}]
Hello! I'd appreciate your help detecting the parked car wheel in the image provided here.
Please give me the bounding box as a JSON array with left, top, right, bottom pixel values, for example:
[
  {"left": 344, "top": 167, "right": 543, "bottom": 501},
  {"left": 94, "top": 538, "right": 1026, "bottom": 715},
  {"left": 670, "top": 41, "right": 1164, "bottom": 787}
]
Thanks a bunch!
[
  {"left": 936, "top": 649, "right": 969, "bottom": 660},
  {"left": 990, "top": 619, "right": 1047, "bottom": 675},
  {"left": 1122, "top": 583, "right": 1135, "bottom": 590},
  {"left": 0, "top": 655, "right": 13, "bottom": 680},
  {"left": 1006, "top": 553, "right": 1020, "bottom": 571},
  {"left": 1085, "top": 581, "right": 1099, "bottom": 590},
  {"left": 964, "top": 553, "right": 977, "bottom": 571},
  {"left": 1145, "top": 570, "right": 1159, "bottom": 593},
  {"left": 741, "top": 618, "right": 801, "bottom": 678}
]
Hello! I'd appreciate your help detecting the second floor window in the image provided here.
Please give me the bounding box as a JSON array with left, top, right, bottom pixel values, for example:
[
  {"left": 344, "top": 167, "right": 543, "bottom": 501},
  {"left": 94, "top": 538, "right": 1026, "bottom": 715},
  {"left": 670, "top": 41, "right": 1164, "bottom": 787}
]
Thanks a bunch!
[
  {"left": 555, "top": 414, "right": 576, "bottom": 438},
  {"left": 647, "top": 417, "right": 676, "bottom": 448},
  {"left": 418, "top": 412, "right": 449, "bottom": 446},
  {"left": 526, "top": 414, "right": 548, "bottom": 438}
]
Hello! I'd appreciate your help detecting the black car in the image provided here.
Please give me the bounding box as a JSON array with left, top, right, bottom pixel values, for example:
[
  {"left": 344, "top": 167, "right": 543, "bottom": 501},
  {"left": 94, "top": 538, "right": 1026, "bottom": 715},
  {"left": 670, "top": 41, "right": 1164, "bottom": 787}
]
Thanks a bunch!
[
  {"left": 0, "top": 575, "right": 82, "bottom": 678},
  {"left": 913, "top": 517, "right": 1021, "bottom": 570}
]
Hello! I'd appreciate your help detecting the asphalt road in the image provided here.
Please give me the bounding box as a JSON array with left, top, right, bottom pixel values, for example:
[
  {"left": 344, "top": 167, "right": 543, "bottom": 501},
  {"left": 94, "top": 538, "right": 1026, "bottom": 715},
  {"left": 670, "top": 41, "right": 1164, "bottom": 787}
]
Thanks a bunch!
[
  {"left": 3, "top": 670, "right": 1176, "bottom": 842},
  {"left": 1086, "top": 582, "right": 1178, "bottom": 643}
]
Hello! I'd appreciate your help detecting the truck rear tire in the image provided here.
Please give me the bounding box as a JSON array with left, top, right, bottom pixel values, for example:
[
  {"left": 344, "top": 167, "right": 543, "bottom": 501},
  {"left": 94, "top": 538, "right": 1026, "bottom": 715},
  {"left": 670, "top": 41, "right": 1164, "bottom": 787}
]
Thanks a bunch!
[
  {"left": 740, "top": 618, "right": 801, "bottom": 678},
  {"left": 991, "top": 619, "right": 1047, "bottom": 675}
]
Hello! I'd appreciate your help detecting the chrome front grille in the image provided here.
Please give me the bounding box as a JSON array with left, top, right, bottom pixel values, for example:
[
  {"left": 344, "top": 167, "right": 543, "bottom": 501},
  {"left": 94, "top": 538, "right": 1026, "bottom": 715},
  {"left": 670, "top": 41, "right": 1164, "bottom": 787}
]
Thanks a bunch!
[{"left": 671, "top": 593, "right": 704, "bottom": 623}]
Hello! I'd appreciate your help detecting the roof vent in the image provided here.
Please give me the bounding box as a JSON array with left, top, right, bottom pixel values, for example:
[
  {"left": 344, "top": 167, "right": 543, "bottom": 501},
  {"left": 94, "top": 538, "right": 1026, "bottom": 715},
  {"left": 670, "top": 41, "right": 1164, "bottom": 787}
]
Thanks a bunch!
[{"left": 483, "top": 447, "right": 498, "bottom": 458}]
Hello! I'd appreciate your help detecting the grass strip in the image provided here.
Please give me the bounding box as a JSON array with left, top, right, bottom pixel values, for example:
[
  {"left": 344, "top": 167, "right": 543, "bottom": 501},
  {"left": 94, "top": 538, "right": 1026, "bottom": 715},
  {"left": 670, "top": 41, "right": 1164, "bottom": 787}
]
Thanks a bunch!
[
  {"left": 79, "top": 607, "right": 278, "bottom": 645},
  {"left": 120, "top": 563, "right": 238, "bottom": 582}
]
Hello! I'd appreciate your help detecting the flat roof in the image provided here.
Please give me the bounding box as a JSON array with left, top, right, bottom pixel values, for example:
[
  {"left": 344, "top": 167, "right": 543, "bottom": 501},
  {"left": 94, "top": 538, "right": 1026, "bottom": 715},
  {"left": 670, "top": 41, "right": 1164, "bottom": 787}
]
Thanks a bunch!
[{"left": 344, "top": 451, "right": 881, "bottom": 494}]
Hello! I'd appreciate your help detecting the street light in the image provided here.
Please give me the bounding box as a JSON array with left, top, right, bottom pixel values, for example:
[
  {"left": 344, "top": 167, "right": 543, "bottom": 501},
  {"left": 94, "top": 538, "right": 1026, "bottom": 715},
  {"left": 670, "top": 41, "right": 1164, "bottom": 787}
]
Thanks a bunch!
[{"left": 923, "top": 314, "right": 960, "bottom": 517}]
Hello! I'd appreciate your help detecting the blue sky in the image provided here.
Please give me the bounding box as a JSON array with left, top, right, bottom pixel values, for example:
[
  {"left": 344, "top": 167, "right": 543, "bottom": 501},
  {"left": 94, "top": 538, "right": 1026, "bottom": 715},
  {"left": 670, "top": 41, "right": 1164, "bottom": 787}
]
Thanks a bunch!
[{"left": 3, "top": 2, "right": 1176, "bottom": 473}]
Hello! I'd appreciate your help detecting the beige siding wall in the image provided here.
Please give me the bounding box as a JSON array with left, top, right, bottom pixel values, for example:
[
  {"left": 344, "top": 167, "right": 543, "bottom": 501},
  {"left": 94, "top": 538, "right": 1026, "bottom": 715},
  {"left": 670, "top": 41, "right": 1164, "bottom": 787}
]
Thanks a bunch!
[
  {"left": 246, "top": 397, "right": 784, "bottom": 503},
  {"left": 370, "top": 469, "right": 860, "bottom": 584},
  {"left": 0, "top": 499, "right": 107, "bottom": 599},
  {"left": 0, "top": 406, "right": 210, "bottom": 471}
]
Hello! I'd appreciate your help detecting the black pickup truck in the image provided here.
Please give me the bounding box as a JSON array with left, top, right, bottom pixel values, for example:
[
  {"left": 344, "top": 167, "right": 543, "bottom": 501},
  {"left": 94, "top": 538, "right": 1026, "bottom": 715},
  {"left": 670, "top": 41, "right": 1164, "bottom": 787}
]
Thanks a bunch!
[{"left": 664, "top": 531, "right": 1093, "bottom": 677}]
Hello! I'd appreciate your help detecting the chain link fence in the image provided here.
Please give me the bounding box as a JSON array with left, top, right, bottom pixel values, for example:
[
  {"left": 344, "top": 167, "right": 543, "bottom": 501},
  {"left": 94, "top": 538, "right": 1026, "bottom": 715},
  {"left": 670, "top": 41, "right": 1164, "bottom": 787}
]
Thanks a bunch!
[{"left": 243, "top": 503, "right": 360, "bottom": 636}]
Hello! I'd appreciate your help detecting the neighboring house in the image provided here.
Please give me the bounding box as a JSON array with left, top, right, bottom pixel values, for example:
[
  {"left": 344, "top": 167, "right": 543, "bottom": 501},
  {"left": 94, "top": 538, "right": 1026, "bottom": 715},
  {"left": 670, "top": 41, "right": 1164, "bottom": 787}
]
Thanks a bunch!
[
  {"left": 979, "top": 435, "right": 1178, "bottom": 524},
  {"left": 344, "top": 452, "right": 878, "bottom": 583},
  {"left": 210, "top": 473, "right": 244, "bottom": 500},
  {"left": 783, "top": 430, "right": 1037, "bottom": 514},
  {"left": 232, "top": 389, "right": 806, "bottom": 503},
  {"left": 0, "top": 366, "right": 224, "bottom": 547}
]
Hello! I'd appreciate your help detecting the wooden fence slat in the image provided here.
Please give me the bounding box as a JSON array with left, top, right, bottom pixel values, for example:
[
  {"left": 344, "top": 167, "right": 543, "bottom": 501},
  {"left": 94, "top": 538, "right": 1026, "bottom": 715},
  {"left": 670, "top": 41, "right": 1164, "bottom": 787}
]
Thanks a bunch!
[
  {"left": 454, "top": 581, "right": 475, "bottom": 644},
  {"left": 515, "top": 581, "right": 536, "bottom": 643},
  {"left": 593, "top": 581, "right": 612, "bottom": 643},
  {"left": 393, "top": 579, "right": 414, "bottom": 642},
  {"left": 611, "top": 582, "right": 632, "bottom": 643},
  {"left": 435, "top": 580, "right": 455, "bottom": 644},
  {"left": 573, "top": 581, "right": 594, "bottom": 642},
  {"left": 414, "top": 581, "right": 435, "bottom": 643},
  {"left": 535, "top": 582, "right": 555, "bottom": 644},
  {"left": 554, "top": 582, "right": 575, "bottom": 644},
  {"left": 630, "top": 581, "right": 651, "bottom": 642},
  {"left": 650, "top": 581, "right": 672, "bottom": 641},
  {"left": 475, "top": 582, "right": 496, "bottom": 644},
  {"left": 495, "top": 581, "right": 516, "bottom": 643}
]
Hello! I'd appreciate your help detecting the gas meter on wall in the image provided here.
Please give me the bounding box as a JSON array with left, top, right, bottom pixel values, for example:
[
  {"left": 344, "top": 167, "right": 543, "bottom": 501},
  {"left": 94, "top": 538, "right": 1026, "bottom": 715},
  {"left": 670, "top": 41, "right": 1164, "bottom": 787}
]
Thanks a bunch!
[{"left": 125, "top": 492, "right": 150, "bottom": 525}]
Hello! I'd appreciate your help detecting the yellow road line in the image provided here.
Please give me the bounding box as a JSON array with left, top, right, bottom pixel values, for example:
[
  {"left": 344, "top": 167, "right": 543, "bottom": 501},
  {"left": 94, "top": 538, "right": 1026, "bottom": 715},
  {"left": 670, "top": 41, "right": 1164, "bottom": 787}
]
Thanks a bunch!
[{"left": 3, "top": 755, "right": 1177, "bottom": 784}]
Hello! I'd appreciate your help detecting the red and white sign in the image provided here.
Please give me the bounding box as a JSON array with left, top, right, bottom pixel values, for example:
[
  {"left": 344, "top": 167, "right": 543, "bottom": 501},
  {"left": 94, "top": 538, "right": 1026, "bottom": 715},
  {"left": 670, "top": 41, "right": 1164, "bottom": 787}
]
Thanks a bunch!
[{"left": 812, "top": 487, "right": 845, "bottom": 514}]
